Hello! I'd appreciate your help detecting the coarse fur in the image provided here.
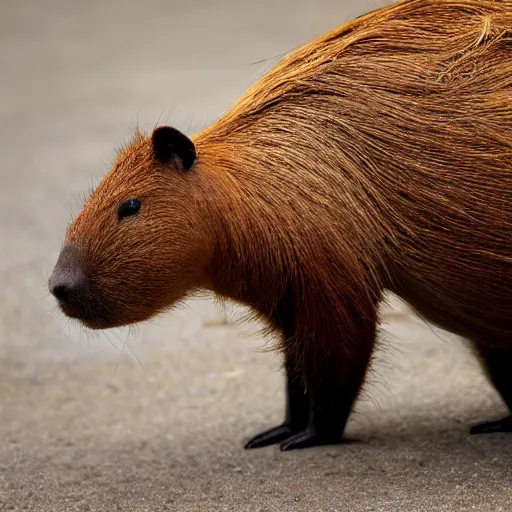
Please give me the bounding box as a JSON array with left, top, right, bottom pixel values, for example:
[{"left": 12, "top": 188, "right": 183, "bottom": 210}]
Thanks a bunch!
[{"left": 52, "top": 0, "right": 512, "bottom": 449}]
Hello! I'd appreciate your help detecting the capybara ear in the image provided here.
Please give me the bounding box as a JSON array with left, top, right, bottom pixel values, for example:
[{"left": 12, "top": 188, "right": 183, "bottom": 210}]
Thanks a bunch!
[{"left": 151, "top": 126, "right": 196, "bottom": 170}]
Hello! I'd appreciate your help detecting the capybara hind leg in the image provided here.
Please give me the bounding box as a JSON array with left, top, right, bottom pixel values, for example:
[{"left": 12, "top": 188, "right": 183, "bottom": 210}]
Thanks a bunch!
[
  {"left": 245, "top": 296, "right": 309, "bottom": 449},
  {"left": 470, "top": 344, "right": 512, "bottom": 434},
  {"left": 280, "top": 316, "right": 377, "bottom": 451},
  {"left": 244, "top": 363, "right": 309, "bottom": 449}
]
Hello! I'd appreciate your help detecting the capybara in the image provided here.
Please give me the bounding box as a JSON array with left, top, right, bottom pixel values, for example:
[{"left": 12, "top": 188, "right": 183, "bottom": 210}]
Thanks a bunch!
[{"left": 49, "top": 0, "right": 512, "bottom": 450}]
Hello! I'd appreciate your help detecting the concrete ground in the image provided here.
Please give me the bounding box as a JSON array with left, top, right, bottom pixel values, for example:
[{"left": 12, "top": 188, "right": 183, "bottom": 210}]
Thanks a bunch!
[{"left": 1, "top": 0, "right": 511, "bottom": 510}]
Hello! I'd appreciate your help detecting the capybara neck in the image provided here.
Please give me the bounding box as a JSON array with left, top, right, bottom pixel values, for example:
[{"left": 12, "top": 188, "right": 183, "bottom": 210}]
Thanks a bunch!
[{"left": 193, "top": 129, "right": 386, "bottom": 326}]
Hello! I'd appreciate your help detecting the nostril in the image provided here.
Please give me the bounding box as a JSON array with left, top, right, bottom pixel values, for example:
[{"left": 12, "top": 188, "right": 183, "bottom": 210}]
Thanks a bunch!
[
  {"left": 49, "top": 245, "right": 89, "bottom": 306},
  {"left": 51, "top": 283, "right": 70, "bottom": 302}
]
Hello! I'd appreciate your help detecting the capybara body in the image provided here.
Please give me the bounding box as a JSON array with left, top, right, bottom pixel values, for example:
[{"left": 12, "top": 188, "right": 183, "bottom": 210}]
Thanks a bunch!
[{"left": 50, "top": 0, "right": 512, "bottom": 449}]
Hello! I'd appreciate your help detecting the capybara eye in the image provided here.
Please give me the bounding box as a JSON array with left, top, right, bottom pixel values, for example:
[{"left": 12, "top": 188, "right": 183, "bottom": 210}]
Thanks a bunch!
[{"left": 118, "top": 198, "right": 141, "bottom": 220}]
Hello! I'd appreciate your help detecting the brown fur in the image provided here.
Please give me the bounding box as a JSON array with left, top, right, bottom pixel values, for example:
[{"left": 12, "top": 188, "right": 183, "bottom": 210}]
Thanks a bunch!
[{"left": 58, "top": 0, "right": 511, "bottom": 443}]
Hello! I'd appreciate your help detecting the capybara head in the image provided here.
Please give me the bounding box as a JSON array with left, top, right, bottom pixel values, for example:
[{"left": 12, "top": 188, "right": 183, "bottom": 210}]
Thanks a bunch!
[{"left": 49, "top": 126, "right": 213, "bottom": 329}]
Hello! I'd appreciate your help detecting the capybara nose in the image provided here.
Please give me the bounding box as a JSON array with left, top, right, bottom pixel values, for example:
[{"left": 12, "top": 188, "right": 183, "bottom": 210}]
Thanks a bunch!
[
  {"left": 49, "top": 245, "right": 89, "bottom": 305},
  {"left": 51, "top": 282, "right": 72, "bottom": 302},
  {"left": 49, "top": 265, "right": 89, "bottom": 305}
]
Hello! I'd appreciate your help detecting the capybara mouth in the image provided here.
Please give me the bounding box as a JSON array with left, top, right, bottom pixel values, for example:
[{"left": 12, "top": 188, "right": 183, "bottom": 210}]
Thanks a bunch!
[{"left": 56, "top": 298, "right": 114, "bottom": 330}]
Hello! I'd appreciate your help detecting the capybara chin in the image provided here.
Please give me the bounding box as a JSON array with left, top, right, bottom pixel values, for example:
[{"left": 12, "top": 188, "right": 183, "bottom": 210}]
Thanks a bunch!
[{"left": 49, "top": 0, "right": 512, "bottom": 450}]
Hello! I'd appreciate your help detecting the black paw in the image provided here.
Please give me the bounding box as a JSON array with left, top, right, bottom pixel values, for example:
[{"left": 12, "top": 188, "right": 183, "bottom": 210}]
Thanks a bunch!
[
  {"left": 470, "top": 415, "right": 512, "bottom": 434},
  {"left": 279, "top": 428, "right": 343, "bottom": 451},
  {"left": 244, "top": 424, "right": 296, "bottom": 449}
]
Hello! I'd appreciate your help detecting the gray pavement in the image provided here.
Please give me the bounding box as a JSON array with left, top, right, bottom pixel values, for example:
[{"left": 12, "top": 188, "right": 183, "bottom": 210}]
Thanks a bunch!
[{"left": 1, "top": 1, "right": 511, "bottom": 510}]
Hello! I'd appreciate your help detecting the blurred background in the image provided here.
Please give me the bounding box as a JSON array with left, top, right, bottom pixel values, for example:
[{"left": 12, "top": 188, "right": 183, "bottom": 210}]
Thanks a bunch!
[{"left": 1, "top": 0, "right": 511, "bottom": 510}]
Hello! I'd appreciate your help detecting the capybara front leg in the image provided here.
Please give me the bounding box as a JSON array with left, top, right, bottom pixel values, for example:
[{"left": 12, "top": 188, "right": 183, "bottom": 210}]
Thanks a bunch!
[
  {"left": 244, "top": 361, "right": 309, "bottom": 449},
  {"left": 280, "top": 316, "right": 376, "bottom": 451},
  {"left": 470, "top": 343, "right": 512, "bottom": 434},
  {"left": 245, "top": 295, "right": 309, "bottom": 449}
]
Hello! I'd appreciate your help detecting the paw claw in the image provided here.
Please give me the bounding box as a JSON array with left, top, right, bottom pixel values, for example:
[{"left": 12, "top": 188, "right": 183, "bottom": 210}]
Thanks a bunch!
[
  {"left": 279, "top": 429, "right": 343, "bottom": 451},
  {"left": 470, "top": 415, "right": 512, "bottom": 435},
  {"left": 244, "top": 424, "right": 295, "bottom": 449}
]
